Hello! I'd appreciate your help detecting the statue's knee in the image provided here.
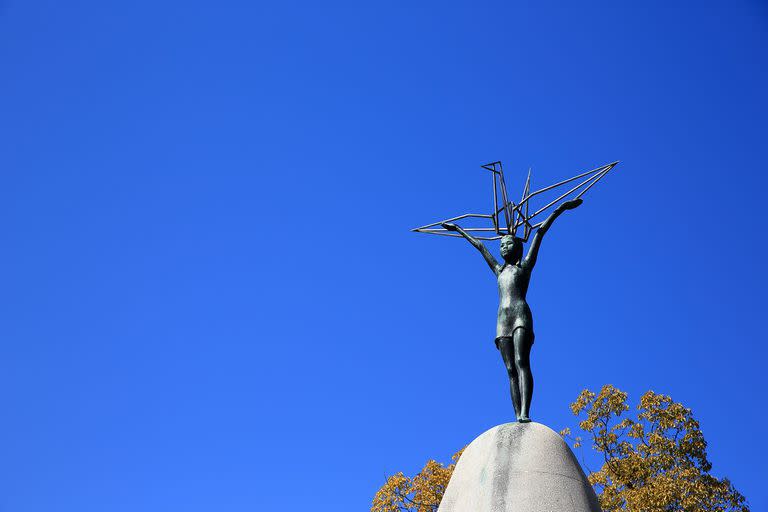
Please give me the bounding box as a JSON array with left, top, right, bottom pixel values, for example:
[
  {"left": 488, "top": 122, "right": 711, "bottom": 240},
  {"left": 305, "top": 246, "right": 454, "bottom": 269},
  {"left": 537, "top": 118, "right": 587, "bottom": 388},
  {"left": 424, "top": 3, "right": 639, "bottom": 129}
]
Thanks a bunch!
[{"left": 515, "top": 356, "right": 529, "bottom": 370}]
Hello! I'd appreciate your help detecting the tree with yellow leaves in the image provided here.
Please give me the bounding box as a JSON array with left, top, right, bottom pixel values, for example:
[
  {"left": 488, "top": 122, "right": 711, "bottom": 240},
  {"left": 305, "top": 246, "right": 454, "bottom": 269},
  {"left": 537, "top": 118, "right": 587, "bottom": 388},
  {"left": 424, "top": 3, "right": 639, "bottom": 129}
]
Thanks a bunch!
[
  {"left": 563, "top": 385, "right": 748, "bottom": 512},
  {"left": 372, "top": 386, "right": 748, "bottom": 512},
  {"left": 371, "top": 449, "right": 463, "bottom": 512}
]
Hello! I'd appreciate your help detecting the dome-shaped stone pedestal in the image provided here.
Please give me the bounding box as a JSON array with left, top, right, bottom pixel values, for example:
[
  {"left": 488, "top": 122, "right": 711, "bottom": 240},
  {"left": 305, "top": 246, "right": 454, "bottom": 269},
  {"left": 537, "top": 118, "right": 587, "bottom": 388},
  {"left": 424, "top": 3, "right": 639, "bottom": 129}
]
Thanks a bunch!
[{"left": 437, "top": 422, "right": 600, "bottom": 512}]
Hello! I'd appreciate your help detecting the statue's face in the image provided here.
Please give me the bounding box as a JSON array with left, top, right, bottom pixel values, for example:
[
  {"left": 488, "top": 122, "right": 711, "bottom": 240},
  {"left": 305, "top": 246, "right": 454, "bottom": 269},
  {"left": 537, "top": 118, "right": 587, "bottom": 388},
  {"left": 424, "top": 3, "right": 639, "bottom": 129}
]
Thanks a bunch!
[{"left": 500, "top": 236, "right": 522, "bottom": 262}]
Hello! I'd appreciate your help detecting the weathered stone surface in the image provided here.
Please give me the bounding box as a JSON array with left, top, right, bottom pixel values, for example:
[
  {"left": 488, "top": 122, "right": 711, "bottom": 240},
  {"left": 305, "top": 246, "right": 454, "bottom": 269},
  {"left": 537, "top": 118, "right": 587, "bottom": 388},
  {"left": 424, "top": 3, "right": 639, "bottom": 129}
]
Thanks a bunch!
[{"left": 437, "top": 422, "right": 600, "bottom": 512}]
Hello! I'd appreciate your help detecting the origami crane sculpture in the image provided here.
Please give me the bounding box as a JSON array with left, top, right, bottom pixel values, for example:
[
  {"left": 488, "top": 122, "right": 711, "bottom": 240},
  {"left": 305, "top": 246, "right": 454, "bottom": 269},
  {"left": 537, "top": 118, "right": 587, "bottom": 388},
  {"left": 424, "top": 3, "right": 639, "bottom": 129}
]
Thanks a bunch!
[{"left": 412, "top": 160, "right": 619, "bottom": 242}]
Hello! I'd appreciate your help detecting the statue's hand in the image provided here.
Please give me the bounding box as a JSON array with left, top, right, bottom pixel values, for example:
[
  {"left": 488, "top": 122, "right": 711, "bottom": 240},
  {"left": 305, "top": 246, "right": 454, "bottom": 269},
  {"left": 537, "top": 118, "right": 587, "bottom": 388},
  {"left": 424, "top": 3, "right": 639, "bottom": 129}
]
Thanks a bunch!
[
  {"left": 558, "top": 198, "right": 583, "bottom": 211},
  {"left": 441, "top": 222, "right": 459, "bottom": 231}
]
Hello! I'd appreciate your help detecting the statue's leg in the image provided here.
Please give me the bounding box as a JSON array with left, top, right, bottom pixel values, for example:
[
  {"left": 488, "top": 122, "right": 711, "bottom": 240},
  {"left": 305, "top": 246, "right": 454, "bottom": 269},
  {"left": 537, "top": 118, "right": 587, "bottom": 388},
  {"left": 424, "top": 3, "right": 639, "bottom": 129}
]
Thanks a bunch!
[
  {"left": 513, "top": 328, "right": 534, "bottom": 423},
  {"left": 498, "top": 337, "right": 522, "bottom": 420}
]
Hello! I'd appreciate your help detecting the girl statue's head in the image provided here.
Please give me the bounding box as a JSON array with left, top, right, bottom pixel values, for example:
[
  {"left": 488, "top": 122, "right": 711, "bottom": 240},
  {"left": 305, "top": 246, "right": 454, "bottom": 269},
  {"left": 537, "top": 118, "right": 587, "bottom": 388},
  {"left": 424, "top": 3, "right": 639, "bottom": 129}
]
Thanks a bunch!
[{"left": 500, "top": 235, "right": 524, "bottom": 264}]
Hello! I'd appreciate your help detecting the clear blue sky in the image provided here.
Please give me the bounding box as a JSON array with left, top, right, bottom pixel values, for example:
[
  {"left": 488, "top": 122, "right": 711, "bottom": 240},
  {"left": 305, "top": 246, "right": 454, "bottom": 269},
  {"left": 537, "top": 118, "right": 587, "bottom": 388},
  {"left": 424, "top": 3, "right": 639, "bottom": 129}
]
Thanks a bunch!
[{"left": 2, "top": 2, "right": 767, "bottom": 511}]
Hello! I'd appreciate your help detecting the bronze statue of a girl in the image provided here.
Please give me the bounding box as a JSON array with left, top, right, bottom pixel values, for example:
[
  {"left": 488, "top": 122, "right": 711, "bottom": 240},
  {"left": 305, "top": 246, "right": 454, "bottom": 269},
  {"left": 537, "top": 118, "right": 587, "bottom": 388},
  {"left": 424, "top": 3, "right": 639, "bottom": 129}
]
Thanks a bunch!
[{"left": 442, "top": 198, "right": 582, "bottom": 422}]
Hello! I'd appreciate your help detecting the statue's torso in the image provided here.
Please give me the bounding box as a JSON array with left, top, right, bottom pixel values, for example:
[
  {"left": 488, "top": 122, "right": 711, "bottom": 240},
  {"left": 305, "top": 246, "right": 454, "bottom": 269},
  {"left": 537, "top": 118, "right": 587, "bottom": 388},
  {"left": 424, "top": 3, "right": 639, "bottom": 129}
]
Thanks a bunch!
[{"left": 496, "top": 264, "right": 533, "bottom": 338}]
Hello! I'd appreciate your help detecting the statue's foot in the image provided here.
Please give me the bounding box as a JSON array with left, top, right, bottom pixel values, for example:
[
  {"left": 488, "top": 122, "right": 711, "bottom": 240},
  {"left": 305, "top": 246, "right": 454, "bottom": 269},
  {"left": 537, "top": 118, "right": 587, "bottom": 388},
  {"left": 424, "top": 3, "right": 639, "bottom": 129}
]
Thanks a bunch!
[{"left": 518, "top": 416, "right": 531, "bottom": 423}]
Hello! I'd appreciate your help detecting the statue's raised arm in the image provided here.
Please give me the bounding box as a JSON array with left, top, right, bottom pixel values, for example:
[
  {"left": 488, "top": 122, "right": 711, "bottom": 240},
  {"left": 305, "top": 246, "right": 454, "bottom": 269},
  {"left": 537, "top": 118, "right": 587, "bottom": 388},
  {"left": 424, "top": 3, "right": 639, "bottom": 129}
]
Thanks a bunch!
[
  {"left": 522, "top": 198, "right": 582, "bottom": 270},
  {"left": 442, "top": 222, "right": 502, "bottom": 275}
]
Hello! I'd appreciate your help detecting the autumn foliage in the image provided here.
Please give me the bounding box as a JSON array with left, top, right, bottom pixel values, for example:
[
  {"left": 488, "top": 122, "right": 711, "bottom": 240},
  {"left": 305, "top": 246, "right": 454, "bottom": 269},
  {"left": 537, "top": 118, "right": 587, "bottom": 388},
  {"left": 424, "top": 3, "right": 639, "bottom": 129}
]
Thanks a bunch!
[
  {"left": 562, "top": 385, "right": 748, "bottom": 512},
  {"left": 372, "top": 386, "right": 748, "bottom": 512},
  {"left": 371, "top": 449, "right": 463, "bottom": 512}
]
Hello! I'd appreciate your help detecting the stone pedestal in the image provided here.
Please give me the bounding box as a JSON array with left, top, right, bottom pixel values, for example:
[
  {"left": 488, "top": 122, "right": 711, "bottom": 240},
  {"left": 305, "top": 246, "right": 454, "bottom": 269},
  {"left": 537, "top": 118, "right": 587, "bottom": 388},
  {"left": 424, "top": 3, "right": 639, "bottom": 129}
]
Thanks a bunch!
[{"left": 437, "top": 422, "right": 600, "bottom": 512}]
